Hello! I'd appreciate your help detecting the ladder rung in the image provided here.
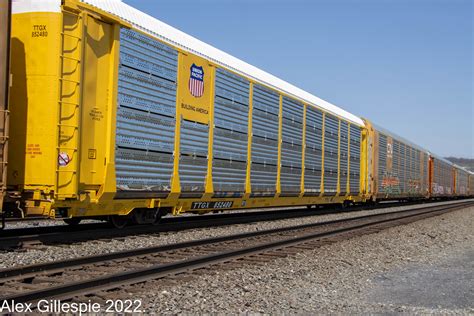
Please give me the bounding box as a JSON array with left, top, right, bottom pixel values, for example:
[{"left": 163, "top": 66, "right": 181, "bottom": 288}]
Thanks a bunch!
[
  {"left": 63, "top": 10, "right": 83, "bottom": 19},
  {"left": 57, "top": 147, "right": 78, "bottom": 151},
  {"left": 59, "top": 100, "right": 79, "bottom": 106},
  {"left": 61, "top": 32, "right": 82, "bottom": 40},
  {"left": 56, "top": 170, "right": 77, "bottom": 173},
  {"left": 59, "top": 78, "right": 80, "bottom": 85},
  {"left": 60, "top": 55, "right": 81, "bottom": 63},
  {"left": 58, "top": 124, "right": 78, "bottom": 129}
]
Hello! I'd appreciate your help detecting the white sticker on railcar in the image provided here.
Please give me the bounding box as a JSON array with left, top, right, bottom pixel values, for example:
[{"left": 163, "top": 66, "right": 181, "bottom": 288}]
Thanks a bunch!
[
  {"left": 58, "top": 152, "right": 71, "bottom": 166},
  {"left": 191, "top": 201, "right": 234, "bottom": 210}
]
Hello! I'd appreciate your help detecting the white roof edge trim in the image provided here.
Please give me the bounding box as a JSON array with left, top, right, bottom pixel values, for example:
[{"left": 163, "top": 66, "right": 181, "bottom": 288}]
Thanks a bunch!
[
  {"left": 81, "top": 0, "right": 365, "bottom": 127},
  {"left": 12, "top": 0, "right": 61, "bottom": 14}
]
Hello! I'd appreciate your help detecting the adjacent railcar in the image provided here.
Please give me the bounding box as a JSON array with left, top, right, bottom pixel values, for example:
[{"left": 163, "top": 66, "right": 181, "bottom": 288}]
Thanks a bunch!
[
  {"left": 469, "top": 173, "right": 474, "bottom": 196},
  {"left": 454, "top": 165, "right": 469, "bottom": 196},
  {"left": 6, "top": 0, "right": 370, "bottom": 223},
  {"left": 369, "top": 124, "right": 429, "bottom": 200},
  {"left": 430, "top": 156, "right": 454, "bottom": 197},
  {"left": 0, "top": 0, "right": 11, "bottom": 220}
]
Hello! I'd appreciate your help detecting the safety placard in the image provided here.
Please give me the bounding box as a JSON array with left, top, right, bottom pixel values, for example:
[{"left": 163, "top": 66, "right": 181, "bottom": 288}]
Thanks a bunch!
[{"left": 58, "top": 152, "right": 71, "bottom": 167}]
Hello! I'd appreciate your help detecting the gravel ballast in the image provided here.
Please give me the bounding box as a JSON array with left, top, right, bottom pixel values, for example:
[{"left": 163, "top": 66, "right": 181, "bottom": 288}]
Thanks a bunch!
[{"left": 128, "top": 205, "right": 473, "bottom": 314}]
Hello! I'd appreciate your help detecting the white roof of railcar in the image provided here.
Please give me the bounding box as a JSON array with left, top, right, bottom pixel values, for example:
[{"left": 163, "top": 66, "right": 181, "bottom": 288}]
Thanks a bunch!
[{"left": 74, "top": 0, "right": 364, "bottom": 126}]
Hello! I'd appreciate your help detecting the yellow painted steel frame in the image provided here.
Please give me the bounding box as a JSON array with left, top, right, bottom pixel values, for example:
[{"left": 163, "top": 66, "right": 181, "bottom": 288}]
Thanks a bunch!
[
  {"left": 346, "top": 124, "right": 351, "bottom": 195},
  {"left": 336, "top": 119, "right": 341, "bottom": 196},
  {"left": 361, "top": 118, "right": 374, "bottom": 200},
  {"left": 11, "top": 0, "right": 369, "bottom": 219},
  {"left": 244, "top": 82, "right": 253, "bottom": 199}
]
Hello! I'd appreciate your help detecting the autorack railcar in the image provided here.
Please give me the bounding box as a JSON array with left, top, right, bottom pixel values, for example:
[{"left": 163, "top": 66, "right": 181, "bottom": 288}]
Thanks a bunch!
[
  {"left": 1, "top": 0, "right": 472, "bottom": 227},
  {"left": 368, "top": 124, "right": 430, "bottom": 201},
  {"left": 430, "top": 155, "right": 455, "bottom": 197},
  {"left": 5, "top": 0, "right": 370, "bottom": 226},
  {"left": 0, "top": 0, "right": 11, "bottom": 224},
  {"left": 453, "top": 165, "right": 470, "bottom": 197}
]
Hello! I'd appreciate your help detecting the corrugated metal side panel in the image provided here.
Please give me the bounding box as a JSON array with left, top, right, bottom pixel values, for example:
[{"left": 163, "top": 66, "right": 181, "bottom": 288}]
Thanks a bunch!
[
  {"left": 116, "top": 28, "right": 178, "bottom": 192},
  {"left": 280, "top": 166, "right": 301, "bottom": 194},
  {"left": 251, "top": 137, "right": 278, "bottom": 166},
  {"left": 349, "top": 125, "right": 361, "bottom": 194},
  {"left": 116, "top": 149, "right": 173, "bottom": 191},
  {"left": 253, "top": 84, "right": 279, "bottom": 115},
  {"left": 120, "top": 28, "right": 178, "bottom": 82},
  {"left": 213, "top": 159, "right": 246, "bottom": 193},
  {"left": 282, "top": 96, "right": 304, "bottom": 123},
  {"left": 422, "top": 152, "right": 428, "bottom": 194},
  {"left": 116, "top": 107, "right": 175, "bottom": 152},
  {"left": 432, "top": 158, "right": 452, "bottom": 195},
  {"left": 304, "top": 107, "right": 323, "bottom": 194},
  {"left": 399, "top": 142, "right": 407, "bottom": 192},
  {"left": 405, "top": 145, "right": 424, "bottom": 196},
  {"left": 213, "top": 129, "right": 247, "bottom": 162},
  {"left": 252, "top": 109, "right": 279, "bottom": 140},
  {"left": 214, "top": 68, "right": 249, "bottom": 133},
  {"left": 251, "top": 164, "right": 277, "bottom": 194},
  {"left": 457, "top": 169, "right": 469, "bottom": 195},
  {"left": 251, "top": 84, "right": 279, "bottom": 193},
  {"left": 323, "top": 115, "right": 339, "bottom": 194},
  {"left": 215, "top": 68, "right": 249, "bottom": 106},
  {"left": 213, "top": 68, "right": 249, "bottom": 192},
  {"left": 280, "top": 97, "right": 303, "bottom": 193},
  {"left": 377, "top": 133, "right": 387, "bottom": 193},
  {"left": 339, "top": 121, "right": 348, "bottom": 194},
  {"left": 180, "top": 120, "right": 209, "bottom": 192},
  {"left": 391, "top": 139, "right": 403, "bottom": 195}
]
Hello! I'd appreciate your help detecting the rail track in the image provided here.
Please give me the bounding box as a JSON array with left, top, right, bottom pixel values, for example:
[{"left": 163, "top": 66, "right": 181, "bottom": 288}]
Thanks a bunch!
[
  {"left": 0, "top": 199, "right": 439, "bottom": 250},
  {"left": 0, "top": 201, "right": 462, "bottom": 251},
  {"left": 0, "top": 200, "right": 472, "bottom": 306}
]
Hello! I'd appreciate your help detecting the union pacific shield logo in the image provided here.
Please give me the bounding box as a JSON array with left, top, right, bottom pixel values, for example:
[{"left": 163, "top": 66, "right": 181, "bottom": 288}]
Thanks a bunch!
[{"left": 189, "top": 64, "right": 204, "bottom": 97}]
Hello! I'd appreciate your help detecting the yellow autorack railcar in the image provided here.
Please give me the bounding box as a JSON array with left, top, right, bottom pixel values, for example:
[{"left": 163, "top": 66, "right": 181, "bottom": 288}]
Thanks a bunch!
[{"left": 6, "top": 0, "right": 371, "bottom": 226}]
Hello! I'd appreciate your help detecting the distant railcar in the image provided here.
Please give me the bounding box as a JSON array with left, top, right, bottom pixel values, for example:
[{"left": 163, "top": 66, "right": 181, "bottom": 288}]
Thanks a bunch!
[
  {"left": 454, "top": 165, "right": 470, "bottom": 197},
  {"left": 366, "top": 124, "right": 429, "bottom": 200},
  {"left": 430, "top": 156, "right": 455, "bottom": 198}
]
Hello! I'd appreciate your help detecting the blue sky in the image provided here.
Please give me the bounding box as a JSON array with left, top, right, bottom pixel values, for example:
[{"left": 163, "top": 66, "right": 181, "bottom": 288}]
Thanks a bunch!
[{"left": 124, "top": 0, "right": 473, "bottom": 158}]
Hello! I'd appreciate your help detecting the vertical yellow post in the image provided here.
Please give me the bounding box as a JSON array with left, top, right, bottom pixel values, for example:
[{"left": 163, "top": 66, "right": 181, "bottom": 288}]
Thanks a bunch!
[
  {"left": 360, "top": 128, "right": 367, "bottom": 196},
  {"left": 100, "top": 23, "right": 121, "bottom": 198},
  {"left": 346, "top": 123, "right": 351, "bottom": 196},
  {"left": 299, "top": 104, "right": 307, "bottom": 197},
  {"left": 336, "top": 119, "right": 341, "bottom": 196},
  {"left": 204, "top": 66, "right": 216, "bottom": 197},
  {"left": 319, "top": 112, "right": 326, "bottom": 196},
  {"left": 244, "top": 82, "right": 253, "bottom": 198},
  {"left": 276, "top": 94, "right": 283, "bottom": 197},
  {"left": 170, "top": 53, "right": 184, "bottom": 196}
]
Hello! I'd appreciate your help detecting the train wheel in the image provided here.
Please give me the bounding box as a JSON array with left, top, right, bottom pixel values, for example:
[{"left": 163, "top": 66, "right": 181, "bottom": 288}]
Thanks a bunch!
[
  {"left": 109, "top": 215, "right": 129, "bottom": 229},
  {"left": 63, "top": 218, "right": 82, "bottom": 225}
]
